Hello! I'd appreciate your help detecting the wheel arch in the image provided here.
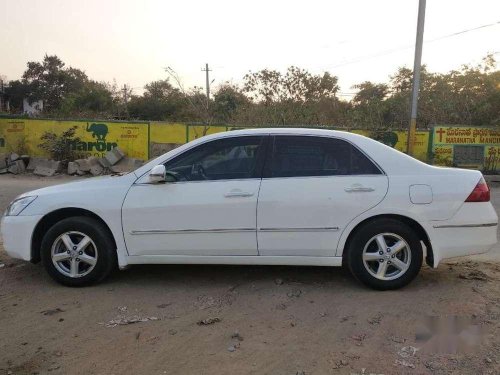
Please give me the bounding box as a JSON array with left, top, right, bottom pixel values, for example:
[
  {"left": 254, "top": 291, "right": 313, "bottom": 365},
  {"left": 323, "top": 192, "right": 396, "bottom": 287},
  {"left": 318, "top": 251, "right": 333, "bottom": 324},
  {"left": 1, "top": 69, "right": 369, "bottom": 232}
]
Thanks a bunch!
[
  {"left": 340, "top": 214, "right": 434, "bottom": 267},
  {"left": 31, "top": 207, "right": 117, "bottom": 263}
]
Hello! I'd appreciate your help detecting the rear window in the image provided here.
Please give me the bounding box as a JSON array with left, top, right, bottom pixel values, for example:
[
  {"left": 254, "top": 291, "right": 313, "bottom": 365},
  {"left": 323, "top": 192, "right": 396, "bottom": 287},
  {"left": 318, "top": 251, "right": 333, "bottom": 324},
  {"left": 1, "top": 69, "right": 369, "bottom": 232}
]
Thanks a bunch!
[{"left": 267, "top": 135, "right": 381, "bottom": 178}]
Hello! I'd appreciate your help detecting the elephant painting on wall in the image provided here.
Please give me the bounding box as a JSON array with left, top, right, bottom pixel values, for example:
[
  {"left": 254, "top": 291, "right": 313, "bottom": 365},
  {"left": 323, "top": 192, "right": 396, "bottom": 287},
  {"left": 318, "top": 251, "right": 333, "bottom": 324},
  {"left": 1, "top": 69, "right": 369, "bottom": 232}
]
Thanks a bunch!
[
  {"left": 86, "top": 123, "right": 109, "bottom": 142},
  {"left": 373, "top": 131, "right": 398, "bottom": 148}
]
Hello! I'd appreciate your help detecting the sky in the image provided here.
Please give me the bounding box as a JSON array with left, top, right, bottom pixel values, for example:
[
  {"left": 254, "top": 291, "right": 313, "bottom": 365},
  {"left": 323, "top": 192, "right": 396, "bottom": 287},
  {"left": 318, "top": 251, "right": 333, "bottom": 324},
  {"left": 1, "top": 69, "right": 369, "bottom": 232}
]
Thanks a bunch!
[{"left": 1, "top": 0, "right": 499, "bottom": 98}]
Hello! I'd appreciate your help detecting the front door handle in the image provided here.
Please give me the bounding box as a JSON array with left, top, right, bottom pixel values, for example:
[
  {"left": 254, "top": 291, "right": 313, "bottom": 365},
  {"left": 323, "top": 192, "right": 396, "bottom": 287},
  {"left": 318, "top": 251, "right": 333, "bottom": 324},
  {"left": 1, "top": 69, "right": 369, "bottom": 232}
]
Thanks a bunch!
[
  {"left": 224, "top": 190, "right": 254, "bottom": 198},
  {"left": 344, "top": 184, "right": 375, "bottom": 193}
]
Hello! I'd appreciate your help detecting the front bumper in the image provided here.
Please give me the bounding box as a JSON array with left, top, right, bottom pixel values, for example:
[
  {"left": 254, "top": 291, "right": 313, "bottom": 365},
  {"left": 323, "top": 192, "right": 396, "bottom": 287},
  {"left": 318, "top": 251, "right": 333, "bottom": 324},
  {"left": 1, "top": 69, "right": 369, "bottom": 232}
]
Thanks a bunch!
[{"left": 0, "top": 214, "right": 43, "bottom": 261}]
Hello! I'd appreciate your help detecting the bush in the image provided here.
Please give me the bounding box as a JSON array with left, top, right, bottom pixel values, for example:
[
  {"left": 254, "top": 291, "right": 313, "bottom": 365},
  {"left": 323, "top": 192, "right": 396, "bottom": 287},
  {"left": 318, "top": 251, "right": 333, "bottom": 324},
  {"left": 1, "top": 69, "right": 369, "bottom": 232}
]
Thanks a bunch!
[{"left": 38, "top": 126, "right": 81, "bottom": 161}]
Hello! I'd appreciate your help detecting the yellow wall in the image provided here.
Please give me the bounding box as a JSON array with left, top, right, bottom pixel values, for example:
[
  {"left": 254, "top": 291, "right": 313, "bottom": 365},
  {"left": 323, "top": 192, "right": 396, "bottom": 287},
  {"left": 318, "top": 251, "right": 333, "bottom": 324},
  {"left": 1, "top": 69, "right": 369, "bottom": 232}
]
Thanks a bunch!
[
  {"left": 351, "top": 129, "right": 429, "bottom": 161},
  {"left": 0, "top": 118, "right": 432, "bottom": 163},
  {"left": 0, "top": 118, "right": 149, "bottom": 160},
  {"left": 150, "top": 123, "right": 186, "bottom": 144}
]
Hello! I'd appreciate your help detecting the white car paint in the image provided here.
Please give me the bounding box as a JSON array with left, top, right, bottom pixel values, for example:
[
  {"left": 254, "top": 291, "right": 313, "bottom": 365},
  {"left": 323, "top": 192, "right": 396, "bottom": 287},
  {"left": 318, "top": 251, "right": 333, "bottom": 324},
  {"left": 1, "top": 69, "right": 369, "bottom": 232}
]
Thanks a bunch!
[
  {"left": 256, "top": 174, "right": 388, "bottom": 256},
  {"left": 122, "top": 179, "right": 261, "bottom": 256},
  {"left": 1, "top": 128, "right": 498, "bottom": 271}
]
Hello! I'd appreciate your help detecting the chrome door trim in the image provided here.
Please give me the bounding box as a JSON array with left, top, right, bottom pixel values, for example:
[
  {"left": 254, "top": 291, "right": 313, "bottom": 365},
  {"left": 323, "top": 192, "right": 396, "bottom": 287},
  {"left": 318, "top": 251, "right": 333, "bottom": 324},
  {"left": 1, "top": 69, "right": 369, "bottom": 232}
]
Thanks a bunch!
[
  {"left": 130, "top": 228, "right": 256, "bottom": 235},
  {"left": 433, "top": 222, "right": 498, "bottom": 229},
  {"left": 258, "top": 227, "right": 339, "bottom": 233}
]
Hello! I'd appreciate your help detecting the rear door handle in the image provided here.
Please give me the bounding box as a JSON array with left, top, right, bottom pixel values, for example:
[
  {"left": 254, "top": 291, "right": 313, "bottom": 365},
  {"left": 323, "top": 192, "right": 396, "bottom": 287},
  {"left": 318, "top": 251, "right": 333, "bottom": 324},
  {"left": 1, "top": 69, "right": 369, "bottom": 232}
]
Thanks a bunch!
[
  {"left": 224, "top": 190, "right": 254, "bottom": 198},
  {"left": 344, "top": 185, "right": 375, "bottom": 193}
]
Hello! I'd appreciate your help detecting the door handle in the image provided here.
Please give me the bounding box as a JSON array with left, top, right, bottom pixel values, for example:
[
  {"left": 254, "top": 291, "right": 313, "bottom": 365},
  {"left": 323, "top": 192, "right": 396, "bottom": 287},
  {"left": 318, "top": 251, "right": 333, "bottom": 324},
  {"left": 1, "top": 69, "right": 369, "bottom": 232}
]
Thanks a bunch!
[
  {"left": 344, "top": 185, "right": 375, "bottom": 193},
  {"left": 224, "top": 190, "right": 254, "bottom": 198}
]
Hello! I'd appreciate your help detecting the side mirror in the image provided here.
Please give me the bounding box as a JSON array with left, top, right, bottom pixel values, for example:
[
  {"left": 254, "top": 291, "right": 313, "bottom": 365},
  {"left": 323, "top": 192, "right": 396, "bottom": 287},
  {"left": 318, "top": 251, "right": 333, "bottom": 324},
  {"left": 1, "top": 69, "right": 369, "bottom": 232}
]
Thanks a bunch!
[{"left": 148, "top": 164, "right": 166, "bottom": 183}]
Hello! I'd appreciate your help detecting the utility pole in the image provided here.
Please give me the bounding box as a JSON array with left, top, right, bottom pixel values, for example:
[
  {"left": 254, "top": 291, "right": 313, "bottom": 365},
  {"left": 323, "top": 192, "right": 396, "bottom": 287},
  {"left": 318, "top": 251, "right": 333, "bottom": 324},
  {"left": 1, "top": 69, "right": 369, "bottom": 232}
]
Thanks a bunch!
[
  {"left": 122, "top": 84, "right": 129, "bottom": 104},
  {"left": 121, "top": 84, "right": 130, "bottom": 118},
  {"left": 407, "top": 0, "right": 426, "bottom": 155},
  {"left": 201, "top": 63, "right": 212, "bottom": 111}
]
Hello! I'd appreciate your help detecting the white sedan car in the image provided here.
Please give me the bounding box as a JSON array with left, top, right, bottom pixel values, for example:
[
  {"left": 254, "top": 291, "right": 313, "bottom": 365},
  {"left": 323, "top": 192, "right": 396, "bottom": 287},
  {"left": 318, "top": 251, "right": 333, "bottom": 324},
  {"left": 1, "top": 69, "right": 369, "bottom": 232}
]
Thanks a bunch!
[{"left": 1, "top": 128, "right": 497, "bottom": 289}]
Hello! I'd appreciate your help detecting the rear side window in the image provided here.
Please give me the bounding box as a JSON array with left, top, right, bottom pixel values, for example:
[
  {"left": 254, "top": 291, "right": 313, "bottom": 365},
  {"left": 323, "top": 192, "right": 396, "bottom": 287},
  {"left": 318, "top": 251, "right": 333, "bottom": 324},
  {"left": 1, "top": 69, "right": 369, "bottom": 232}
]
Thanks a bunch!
[{"left": 266, "top": 135, "right": 381, "bottom": 178}]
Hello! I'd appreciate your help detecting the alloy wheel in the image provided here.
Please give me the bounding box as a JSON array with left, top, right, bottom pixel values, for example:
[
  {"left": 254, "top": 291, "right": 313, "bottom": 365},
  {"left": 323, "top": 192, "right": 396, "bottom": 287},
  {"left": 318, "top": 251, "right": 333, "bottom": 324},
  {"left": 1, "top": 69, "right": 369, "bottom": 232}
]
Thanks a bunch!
[
  {"left": 51, "top": 231, "right": 98, "bottom": 278},
  {"left": 362, "top": 232, "right": 411, "bottom": 281}
]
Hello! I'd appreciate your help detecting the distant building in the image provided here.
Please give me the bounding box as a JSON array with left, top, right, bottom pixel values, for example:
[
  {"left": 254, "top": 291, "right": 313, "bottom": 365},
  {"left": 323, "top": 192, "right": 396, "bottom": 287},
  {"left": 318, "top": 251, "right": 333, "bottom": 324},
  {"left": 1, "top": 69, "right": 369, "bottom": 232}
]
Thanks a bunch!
[{"left": 23, "top": 98, "right": 43, "bottom": 115}]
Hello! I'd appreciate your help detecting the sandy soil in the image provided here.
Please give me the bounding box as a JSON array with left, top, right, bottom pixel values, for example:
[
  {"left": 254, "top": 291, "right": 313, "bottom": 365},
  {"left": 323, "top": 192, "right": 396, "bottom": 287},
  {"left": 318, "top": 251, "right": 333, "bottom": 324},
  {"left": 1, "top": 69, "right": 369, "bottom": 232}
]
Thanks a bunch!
[{"left": 1, "top": 174, "right": 500, "bottom": 375}]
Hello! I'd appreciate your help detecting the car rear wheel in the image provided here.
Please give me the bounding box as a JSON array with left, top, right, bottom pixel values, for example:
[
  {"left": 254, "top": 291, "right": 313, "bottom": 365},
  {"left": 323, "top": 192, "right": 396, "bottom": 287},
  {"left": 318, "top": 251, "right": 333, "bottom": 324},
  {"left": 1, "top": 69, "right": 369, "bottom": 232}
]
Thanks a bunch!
[
  {"left": 346, "top": 218, "right": 423, "bottom": 290},
  {"left": 40, "top": 216, "right": 116, "bottom": 287}
]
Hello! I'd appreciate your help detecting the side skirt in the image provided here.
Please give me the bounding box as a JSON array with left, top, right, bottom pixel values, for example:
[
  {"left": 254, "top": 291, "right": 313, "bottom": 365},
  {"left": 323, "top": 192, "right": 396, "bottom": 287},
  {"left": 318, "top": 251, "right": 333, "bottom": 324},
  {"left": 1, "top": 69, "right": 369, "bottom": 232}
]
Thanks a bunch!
[{"left": 123, "top": 255, "right": 343, "bottom": 267}]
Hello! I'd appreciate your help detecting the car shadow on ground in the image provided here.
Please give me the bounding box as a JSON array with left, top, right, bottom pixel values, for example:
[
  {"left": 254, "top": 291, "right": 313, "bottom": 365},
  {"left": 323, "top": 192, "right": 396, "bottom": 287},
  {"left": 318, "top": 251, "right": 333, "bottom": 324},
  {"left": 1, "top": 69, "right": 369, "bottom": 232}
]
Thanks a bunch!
[{"left": 1, "top": 258, "right": 449, "bottom": 293}]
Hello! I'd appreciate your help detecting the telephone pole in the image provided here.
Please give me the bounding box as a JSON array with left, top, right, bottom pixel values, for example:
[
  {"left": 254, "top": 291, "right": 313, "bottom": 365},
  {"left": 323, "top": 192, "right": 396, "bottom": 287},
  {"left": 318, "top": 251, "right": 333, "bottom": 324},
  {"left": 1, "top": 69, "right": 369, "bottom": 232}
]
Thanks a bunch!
[
  {"left": 121, "top": 84, "right": 130, "bottom": 118},
  {"left": 407, "top": 0, "right": 426, "bottom": 155},
  {"left": 201, "top": 63, "right": 212, "bottom": 111},
  {"left": 122, "top": 84, "right": 129, "bottom": 104}
]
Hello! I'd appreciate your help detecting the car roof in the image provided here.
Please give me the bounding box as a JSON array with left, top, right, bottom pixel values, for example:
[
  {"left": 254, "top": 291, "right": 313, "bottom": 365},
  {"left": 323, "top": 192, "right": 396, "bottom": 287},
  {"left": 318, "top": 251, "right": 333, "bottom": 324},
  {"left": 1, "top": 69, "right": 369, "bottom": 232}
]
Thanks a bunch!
[{"left": 209, "top": 127, "right": 352, "bottom": 138}]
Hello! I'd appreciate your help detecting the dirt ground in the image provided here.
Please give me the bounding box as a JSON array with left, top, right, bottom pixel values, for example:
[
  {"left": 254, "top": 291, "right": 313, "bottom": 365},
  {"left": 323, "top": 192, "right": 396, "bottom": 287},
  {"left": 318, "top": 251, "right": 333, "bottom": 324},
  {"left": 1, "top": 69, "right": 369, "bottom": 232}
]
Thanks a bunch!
[{"left": 1, "top": 174, "right": 500, "bottom": 375}]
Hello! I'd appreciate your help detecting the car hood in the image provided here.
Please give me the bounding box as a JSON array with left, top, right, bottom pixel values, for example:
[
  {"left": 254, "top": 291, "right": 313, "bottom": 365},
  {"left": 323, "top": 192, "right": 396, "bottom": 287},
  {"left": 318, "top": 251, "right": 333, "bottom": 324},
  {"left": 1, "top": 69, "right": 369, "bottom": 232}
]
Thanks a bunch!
[{"left": 19, "top": 173, "right": 137, "bottom": 199}]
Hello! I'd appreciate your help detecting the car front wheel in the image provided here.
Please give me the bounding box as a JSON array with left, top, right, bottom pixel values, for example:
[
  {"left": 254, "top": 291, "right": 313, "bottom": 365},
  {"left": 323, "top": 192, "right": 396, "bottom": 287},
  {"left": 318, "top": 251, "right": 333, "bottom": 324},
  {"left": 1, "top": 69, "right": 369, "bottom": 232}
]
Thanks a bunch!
[
  {"left": 40, "top": 216, "right": 116, "bottom": 287},
  {"left": 346, "top": 219, "right": 423, "bottom": 290}
]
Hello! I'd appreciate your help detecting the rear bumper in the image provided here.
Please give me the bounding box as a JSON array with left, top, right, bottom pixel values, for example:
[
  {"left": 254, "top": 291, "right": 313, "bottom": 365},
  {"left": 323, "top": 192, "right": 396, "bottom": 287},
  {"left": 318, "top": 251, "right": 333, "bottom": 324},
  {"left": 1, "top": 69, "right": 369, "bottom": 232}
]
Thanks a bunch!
[
  {"left": 429, "top": 202, "right": 498, "bottom": 266},
  {"left": 0, "top": 214, "right": 43, "bottom": 261}
]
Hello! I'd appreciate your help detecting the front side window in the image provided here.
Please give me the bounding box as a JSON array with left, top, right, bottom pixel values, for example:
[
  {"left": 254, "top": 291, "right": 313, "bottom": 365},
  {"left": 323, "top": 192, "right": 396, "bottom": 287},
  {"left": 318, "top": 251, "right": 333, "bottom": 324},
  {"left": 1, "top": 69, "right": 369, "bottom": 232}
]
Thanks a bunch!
[
  {"left": 164, "top": 136, "right": 265, "bottom": 181},
  {"left": 267, "top": 135, "right": 381, "bottom": 178}
]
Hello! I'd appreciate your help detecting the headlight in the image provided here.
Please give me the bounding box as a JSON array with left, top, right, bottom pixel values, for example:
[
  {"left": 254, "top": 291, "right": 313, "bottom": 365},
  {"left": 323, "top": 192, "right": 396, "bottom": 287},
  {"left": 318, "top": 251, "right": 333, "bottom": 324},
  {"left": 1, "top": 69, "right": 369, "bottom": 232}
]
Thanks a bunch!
[{"left": 5, "top": 196, "right": 38, "bottom": 216}]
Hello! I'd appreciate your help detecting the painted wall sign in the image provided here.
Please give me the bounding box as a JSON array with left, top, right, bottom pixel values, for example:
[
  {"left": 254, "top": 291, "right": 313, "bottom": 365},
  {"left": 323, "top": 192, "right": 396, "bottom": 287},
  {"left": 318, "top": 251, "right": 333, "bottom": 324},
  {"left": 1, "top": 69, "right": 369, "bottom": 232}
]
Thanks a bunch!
[
  {"left": 0, "top": 118, "right": 149, "bottom": 160},
  {"left": 432, "top": 126, "right": 500, "bottom": 172}
]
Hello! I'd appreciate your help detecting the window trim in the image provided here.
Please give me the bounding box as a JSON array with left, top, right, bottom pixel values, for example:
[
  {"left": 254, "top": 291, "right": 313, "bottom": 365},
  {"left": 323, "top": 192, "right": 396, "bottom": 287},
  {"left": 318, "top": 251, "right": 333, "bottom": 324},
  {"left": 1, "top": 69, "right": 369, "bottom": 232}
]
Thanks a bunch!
[
  {"left": 154, "top": 135, "right": 269, "bottom": 184},
  {"left": 262, "top": 134, "right": 385, "bottom": 179}
]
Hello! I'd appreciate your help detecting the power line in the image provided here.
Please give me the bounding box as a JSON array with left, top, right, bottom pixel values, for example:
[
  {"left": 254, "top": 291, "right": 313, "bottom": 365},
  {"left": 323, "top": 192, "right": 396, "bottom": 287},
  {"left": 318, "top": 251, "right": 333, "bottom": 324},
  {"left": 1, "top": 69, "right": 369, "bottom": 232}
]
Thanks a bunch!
[
  {"left": 427, "top": 20, "right": 500, "bottom": 43},
  {"left": 325, "top": 20, "right": 500, "bottom": 70}
]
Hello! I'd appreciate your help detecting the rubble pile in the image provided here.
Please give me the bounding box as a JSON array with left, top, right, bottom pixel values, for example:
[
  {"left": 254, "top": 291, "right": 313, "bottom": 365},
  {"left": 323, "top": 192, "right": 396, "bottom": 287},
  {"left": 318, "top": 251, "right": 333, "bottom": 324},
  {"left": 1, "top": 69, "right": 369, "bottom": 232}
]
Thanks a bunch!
[
  {"left": 0, "top": 147, "right": 143, "bottom": 177},
  {"left": 0, "top": 153, "right": 29, "bottom": 175}
]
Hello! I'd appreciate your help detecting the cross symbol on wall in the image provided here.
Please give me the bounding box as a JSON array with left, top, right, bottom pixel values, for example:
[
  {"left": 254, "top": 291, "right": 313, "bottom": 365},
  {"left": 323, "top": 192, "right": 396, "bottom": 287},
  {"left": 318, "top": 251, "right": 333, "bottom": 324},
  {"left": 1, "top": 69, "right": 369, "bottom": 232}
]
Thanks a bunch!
[{"left": 436, "top": 128, "right": 446, "bottom": 143}]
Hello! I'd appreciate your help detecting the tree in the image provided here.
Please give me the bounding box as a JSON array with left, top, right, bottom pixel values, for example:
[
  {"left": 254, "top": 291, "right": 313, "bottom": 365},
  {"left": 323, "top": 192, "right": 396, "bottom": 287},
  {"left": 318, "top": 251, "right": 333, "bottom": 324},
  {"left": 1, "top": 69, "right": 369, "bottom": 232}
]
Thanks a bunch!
[
  {"left": 212, "top": 83, "right": 249, "bottom": 123},
  {"left": 58, "top": 80, "right": 114, "bottom": 116},
  {"left": 21, "top": 55, "right": 89, "bottom": 111},
  {"left": 128, "top": 79, "right": 190, "bottom": 121},
  {"left": 243, "top": 66, "right": 338, "bottom": 103},
  {"left": 349, "top": 82, "right": 390, "bottom": 129},
  {"left": 242, "top": 66, "right": 340, "bottom": 125},
  {"left": 4, "top": 80, "right": 29, "bottom": 112}
]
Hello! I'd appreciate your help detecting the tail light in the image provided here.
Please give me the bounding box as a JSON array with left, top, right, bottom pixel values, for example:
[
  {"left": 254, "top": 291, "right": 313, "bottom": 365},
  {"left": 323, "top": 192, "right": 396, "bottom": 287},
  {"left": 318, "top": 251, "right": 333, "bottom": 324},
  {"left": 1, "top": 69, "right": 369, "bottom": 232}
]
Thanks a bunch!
[{"left": 465, "top": 177, "right": 490, "bottom": 202}]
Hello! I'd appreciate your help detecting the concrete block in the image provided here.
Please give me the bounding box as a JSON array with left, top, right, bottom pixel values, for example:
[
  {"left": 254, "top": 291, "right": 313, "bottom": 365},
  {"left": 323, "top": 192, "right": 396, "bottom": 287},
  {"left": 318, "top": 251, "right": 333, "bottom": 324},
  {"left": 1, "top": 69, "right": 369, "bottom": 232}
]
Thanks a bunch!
[
  {"left": 87, "top": 156, "right": 101, "bottom": 166},
  {"left": 9, "top": 153, "right": 20, "bottom": 162},
  {"left": 90, "top": 164, "right": 104, "bottom": 176},
  {"left": 67, "top": 162, "right": 78, "bottom": 175},
  {"left": 26, "top": 158, "right": 61, "bottom": 172},
  {"left": 0, "top": 154, "right": 8, "bottom": 169},
  {"left": 27, "top": 157, "right": 48, "bottom": 171},
  {"left": 98, "top": 157, "right": 111, "bottom": 168},
  {"left": 20, "top": 155, "right": 30, "bottom": 166},
  {"left": 76, "top": 168, "right": 87, "bottom": 176},
  {"left": 0, "top": 167, "right": 8, "bottom": 174},
  {"left": 104, "top": 147, "right": 125, "bottom": 166},
  {"left": 34, "top": 166, "right": 56, "bottom": 177},
  {"left": 150, "top": 142, "right": 181, "bottom": 158},
  {"left": 50, "top": 160, "right": 62, "bottom": 172},
  {"left": 75, "top": 159, "right": 91, "bottom": 172},
  {"left": 109, "top": 158, "right": 144, "bottom": 173},
  {"left": 8, "top": 160, "right": 26, "bottom": 174}
]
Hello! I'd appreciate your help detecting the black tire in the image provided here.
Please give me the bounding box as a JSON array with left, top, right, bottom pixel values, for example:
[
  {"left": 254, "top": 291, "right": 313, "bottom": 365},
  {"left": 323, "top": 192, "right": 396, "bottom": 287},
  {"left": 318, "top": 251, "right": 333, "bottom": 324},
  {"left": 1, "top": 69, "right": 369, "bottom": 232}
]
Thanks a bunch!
[
  {"left": 346, "top": 218, "right": 423, "bottom": 290},
  {"left": 40, "top": 216, "right": 117, "bottom": 287}
]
